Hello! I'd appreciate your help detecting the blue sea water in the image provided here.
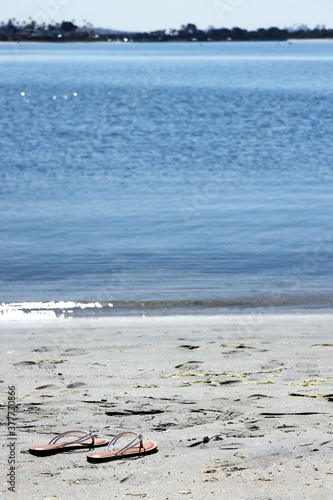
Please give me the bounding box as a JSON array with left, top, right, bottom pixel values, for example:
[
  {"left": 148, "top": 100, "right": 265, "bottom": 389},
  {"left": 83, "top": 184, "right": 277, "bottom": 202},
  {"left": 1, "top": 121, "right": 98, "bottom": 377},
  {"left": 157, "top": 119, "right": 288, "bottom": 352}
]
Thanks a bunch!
[{"left": 1, "top": 41, "right": 333, "bottom": 316}]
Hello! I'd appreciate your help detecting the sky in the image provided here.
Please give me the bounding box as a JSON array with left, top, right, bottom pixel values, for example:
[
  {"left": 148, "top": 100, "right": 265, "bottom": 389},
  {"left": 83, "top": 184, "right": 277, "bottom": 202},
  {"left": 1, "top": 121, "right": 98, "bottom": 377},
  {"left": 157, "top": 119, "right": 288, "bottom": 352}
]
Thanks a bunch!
[{"left": 2, "top": 0, "right": 332, "bottom": 32}]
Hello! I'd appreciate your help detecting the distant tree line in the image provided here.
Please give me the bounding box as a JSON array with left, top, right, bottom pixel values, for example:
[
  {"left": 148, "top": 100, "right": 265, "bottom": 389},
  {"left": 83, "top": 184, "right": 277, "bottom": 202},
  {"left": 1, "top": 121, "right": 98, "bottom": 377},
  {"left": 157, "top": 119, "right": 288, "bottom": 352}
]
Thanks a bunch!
[
  {"left": 132, "top": 24, "right": 333, "bottom": 42},
  {"left": 0, "top": 20, "right": 332, "bottom": 42}
]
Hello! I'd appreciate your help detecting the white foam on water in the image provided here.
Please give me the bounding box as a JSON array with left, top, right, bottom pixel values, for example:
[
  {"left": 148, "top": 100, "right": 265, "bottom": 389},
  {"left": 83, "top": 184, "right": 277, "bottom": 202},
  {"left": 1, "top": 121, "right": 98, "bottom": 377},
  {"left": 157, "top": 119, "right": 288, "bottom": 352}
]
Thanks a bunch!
[
  {"left": 0, "top": 301, "right": 106, "bottom": 320},
  {"left": 0, "top": 309, "right": 57, "bottom": 320}
]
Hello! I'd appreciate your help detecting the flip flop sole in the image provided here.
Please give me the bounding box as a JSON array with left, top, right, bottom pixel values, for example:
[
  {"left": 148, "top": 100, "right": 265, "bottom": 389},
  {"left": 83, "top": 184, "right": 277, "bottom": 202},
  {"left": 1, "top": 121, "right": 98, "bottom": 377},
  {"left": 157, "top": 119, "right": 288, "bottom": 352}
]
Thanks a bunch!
[
  {"left": 29, "top": 438, "right": 109, "bottom": 456},
  {"left": 87, "top": 441, "right": 158, "bottom": 463}
]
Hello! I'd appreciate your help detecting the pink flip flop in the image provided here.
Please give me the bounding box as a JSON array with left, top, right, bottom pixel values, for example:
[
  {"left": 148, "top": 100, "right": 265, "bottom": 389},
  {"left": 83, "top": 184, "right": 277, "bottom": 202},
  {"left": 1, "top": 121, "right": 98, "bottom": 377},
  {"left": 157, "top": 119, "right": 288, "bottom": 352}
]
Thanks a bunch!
[
  {"left": 87, "top": 431, "right": 158, "bottom": 463},
  {"left": 29, "top": 430, "right": 109, "bottom": 456}
]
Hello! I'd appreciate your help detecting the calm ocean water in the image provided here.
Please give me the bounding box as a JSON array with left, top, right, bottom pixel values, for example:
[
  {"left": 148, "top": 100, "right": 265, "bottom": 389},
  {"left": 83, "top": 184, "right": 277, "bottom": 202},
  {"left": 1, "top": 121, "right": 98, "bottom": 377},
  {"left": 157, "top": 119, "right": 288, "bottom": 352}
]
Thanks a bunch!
[{"left": 1, "top": 41, "right": 333, "bottom": 317}]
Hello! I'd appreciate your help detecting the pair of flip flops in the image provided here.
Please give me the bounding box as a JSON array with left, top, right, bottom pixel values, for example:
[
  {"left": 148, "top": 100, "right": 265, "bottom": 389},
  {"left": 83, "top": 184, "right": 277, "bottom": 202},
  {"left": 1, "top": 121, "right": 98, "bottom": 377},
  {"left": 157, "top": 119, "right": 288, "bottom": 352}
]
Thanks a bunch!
[{"left": 29, "top": 430, "right": 158, "bottom": 463}]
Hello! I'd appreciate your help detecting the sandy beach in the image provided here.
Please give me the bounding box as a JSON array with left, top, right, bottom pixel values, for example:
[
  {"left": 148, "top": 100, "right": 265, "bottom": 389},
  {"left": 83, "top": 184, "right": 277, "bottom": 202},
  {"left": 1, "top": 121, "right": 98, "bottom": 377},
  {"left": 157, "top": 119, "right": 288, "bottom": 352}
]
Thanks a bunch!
[{"left": 1, "top": 313, "right": 333, "bottom": 499}]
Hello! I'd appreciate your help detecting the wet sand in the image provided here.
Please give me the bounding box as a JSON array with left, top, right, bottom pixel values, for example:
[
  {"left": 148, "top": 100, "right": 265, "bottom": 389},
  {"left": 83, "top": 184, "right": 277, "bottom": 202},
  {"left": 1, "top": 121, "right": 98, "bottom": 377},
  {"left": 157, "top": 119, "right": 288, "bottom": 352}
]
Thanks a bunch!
[{"left": 1, "top": 313, "right": 333, "bottom": 499}]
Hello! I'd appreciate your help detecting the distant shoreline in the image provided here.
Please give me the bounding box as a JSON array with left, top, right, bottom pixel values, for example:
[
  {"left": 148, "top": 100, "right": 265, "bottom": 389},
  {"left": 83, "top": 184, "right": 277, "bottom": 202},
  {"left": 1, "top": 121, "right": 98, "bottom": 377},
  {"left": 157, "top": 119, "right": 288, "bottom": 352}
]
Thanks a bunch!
[
  {"left": 0, "top": 38, "right": 332, "bottom": 45},
  {"left": 1, "top": 22, "right": 333, "bottom": 44}
]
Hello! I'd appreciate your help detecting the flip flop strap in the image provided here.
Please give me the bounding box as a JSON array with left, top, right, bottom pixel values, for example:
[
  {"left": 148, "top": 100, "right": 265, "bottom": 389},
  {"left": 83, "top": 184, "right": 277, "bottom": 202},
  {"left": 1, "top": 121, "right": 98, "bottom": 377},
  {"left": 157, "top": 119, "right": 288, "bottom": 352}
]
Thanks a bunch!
[
  {"left": 49, "top": 430, "right": 94, "bottom": 448},
  {"left": 106, "top": 431, "right": 144, "bottom": 455}
]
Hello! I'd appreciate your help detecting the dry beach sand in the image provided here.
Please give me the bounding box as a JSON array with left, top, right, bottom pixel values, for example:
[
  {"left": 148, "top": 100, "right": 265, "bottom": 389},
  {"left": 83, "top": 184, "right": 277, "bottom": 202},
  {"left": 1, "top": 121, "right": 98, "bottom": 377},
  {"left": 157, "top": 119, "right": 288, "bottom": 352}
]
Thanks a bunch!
[{"left": 1, "top": 313, "right": 333, "bottom": 499}]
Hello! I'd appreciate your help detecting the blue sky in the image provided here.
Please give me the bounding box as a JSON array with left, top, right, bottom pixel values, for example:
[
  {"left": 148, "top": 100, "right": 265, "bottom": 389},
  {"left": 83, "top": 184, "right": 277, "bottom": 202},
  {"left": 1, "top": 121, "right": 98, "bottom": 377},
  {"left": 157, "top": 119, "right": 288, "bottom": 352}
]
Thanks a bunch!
[{"left": 2, "top": 0, "right": 332, "bottom": 31}]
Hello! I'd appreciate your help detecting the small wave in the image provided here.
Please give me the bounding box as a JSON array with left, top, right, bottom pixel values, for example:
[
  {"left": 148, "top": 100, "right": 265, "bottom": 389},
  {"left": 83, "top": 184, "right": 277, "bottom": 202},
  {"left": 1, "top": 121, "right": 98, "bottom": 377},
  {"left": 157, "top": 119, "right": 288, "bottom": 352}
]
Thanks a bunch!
[
  {"left": 0, "top": 298, "right": 254, "bottom": 319},
  {"left": 0, "top": 295, "right": 332, "bottom": 319}
]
